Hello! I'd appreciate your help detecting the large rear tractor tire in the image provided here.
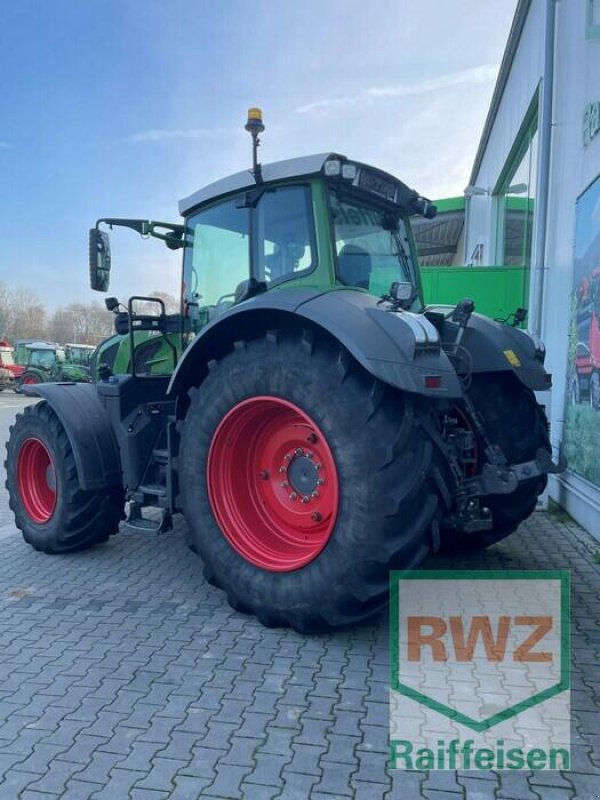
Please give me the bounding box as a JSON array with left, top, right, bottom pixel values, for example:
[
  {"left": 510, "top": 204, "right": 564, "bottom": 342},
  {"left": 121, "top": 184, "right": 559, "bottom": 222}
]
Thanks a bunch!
[
  {"left": 444, "top": 373, "right": 550, "bottom": 552},
  {"left": 5, "top": 401, "right": 124, "bottom": 553},
  {"left": 179, "top": 330, "right": 439, "bottom": 632}
]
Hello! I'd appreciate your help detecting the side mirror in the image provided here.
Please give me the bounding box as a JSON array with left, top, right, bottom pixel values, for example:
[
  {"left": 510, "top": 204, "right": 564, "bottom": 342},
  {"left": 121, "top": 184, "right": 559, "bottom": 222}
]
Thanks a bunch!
[{"left": 89, "top": 228, "right": 111, "bottom": 291}]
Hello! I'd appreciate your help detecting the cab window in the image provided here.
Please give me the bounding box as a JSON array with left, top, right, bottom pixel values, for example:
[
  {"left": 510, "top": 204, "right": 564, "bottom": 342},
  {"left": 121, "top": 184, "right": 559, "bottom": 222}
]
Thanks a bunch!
[
  {"left": 256, "top": 186, "right": 316, "bottom": 285},
  {"left": 183, "top": 199, "right": 250, "bottom": 330}
]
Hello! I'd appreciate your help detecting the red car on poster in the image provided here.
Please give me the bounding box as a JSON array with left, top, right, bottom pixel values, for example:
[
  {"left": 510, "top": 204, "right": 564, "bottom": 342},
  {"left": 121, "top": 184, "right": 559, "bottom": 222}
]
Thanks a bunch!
[{"left": 573, "top": 266, "right": 600, "bottom": 409}]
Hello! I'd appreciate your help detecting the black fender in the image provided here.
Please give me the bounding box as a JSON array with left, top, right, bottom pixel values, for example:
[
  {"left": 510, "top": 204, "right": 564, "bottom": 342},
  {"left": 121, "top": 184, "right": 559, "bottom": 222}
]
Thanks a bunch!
[
  {"left": 21, "top": 383, "right": 122, "bottom": 491},
  {"left": 168, "top": 288, "right": 463, "bottom": 399},
  {"left": 427, "top": 306, "right": 551, "bottom": 391}
]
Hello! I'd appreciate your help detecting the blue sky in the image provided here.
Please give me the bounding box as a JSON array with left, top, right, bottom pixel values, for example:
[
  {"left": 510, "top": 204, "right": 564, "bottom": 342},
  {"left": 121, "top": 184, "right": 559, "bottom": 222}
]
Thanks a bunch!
[{"left": 0, "top": 0, "right": 516, "bottom": 308}]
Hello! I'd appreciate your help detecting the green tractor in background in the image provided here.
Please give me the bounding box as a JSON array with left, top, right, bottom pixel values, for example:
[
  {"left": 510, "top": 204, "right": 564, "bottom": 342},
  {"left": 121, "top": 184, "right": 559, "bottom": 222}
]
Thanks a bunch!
[
  {"left": 64, "top": 343, "right": 96, "bottom": 369},
  {"left": 5, "top": 110, "right": 563, "bottom": 632},
  {"left": 16, "top": 342, "right": 91, "bottom": 390}
]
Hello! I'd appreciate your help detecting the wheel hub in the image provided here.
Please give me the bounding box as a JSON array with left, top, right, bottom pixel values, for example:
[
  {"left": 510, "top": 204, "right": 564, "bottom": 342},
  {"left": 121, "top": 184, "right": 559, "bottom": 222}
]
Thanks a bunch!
[{"left": 285, "top": 454, "right": 319, "bottom": 497}]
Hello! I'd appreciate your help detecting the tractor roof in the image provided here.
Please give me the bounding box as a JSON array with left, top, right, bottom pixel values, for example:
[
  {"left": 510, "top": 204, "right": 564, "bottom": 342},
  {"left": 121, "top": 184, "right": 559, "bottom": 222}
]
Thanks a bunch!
[
  {"left": 65, "top": 343, "right": 95, "bottom": 349},
  {"left": 26, "top": 341, "right": 60, "bottom": 351},
  {"left": 179, "top": 153, "right": 334, "bottom": 215}
]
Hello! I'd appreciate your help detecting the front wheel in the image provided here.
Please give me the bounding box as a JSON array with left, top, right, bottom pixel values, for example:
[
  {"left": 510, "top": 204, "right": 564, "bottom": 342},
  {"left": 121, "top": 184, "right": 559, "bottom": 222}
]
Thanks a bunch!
[
  {"left": 5, "top": 401, "right": 124, "bottom": 553},
  {"left": 179, "top": 330, "right": 439, "bottom": 632}
]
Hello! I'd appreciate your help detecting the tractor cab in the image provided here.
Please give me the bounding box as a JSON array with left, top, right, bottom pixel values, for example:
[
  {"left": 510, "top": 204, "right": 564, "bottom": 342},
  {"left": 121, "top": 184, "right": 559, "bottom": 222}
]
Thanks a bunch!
[
  {"left": 89, "top": 110, "right": 437, "bottom": 368},
  {"left": 64, "top": 343, "right": 96, "bottom": 368}
]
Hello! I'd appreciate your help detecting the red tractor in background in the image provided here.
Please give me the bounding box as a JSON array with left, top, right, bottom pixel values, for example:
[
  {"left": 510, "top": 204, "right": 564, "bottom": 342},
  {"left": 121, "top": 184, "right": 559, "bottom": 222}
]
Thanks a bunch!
[
  {"left": 573, "top": 267, "right": 600, "bottom": 409},
  {"left": 0, "top": 340, "right": 24, "bottom": 388}
]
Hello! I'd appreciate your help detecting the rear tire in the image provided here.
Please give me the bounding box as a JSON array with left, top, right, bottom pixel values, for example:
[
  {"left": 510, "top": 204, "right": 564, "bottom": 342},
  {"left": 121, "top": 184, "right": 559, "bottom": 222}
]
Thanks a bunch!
[
  {"left": 179, "top": 330, "right": 438, "bottom": 632},
  {"left": 443, "top": 374, "right": 550, "bottom": 552},
  {"left": 5, "top": 401, "right": 124, "bottom": 553}
]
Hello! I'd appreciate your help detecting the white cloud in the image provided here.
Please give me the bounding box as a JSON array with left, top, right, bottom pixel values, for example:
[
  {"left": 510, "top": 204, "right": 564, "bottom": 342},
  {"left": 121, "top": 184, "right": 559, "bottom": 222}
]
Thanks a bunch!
[
  {"left": 125, "top": 126, "right": 237, "bottom": 143},
  {"left": 296, "top": 64, "right": 499, "bottom": 114}
]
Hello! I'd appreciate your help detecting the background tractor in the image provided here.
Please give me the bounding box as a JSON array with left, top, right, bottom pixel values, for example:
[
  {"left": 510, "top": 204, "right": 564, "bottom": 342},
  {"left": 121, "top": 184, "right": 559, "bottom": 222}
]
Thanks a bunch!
[
  {"left": 16, "top": 342, "right": 91, "bottom": 390},
  {"left": 0, "top": 339, "right": 23, "bottom": 384},
  {"left": 5, "top": 110, "right": 563, "bottom": 632},
  {"left": 64, "top": 343, "right": 96, "bottom": 369}
]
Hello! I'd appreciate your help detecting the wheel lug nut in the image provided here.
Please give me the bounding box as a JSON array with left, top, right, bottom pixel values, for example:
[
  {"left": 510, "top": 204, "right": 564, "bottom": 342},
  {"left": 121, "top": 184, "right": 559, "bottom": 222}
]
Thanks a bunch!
[
  {"left": 295, "top": 448, "right": 304, "bottom": 456},
  {"left": 311, "top": 490, "right": 320, "bottom": 498},
  {"left": 259, "top": 470, "right": 269, "bottom": 480},
  {"left": 279, "top": 466, "right": 287, "bottom": 473},
  {"left": 280, "top": 481, "right": 289, "bottom": 488},
  {"left": 301, "top": 496, "right": 310, "bottom": 504},
  {"left": 307, "top": 433, "right": 317, "bottom": 444},
  {"left": 315, "top": 463, "right": 322, "bottom": 470},
  {"left": 284, "top": 453, "right": 292, "bottom": 461},
  {"left": 316, "top": 478, "right": 324, "bottom": 485},
  {"left": 311, "top": 511, "right": 322, "bottom": 522},
  {"left": 289, "top": 492, "right": 297, "bottom": 501},
  {"left": 306, "top": 451, "right": 314, "bottom": 459}
]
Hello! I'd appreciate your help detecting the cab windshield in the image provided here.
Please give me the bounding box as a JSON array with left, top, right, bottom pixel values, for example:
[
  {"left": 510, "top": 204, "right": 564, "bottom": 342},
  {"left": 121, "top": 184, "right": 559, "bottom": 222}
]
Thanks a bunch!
[
  {"left": 29, "top": 350, "right": 57, "bottom": 368},
  {"left": 328, "top": 189, "right": 418, "bottom": 306}
]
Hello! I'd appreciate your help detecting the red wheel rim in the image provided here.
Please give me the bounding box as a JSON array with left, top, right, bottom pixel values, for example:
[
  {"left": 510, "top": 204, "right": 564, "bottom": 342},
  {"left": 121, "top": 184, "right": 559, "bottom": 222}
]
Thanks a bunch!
[
  {"left": 207, "top": 396, "right": 339, "bottom": 572},
  {"left": 16, "top": 438, "right": 57, "bottom": 523},
  {"left": 22, "top": 377, "right": 38, "bottom": 384}
]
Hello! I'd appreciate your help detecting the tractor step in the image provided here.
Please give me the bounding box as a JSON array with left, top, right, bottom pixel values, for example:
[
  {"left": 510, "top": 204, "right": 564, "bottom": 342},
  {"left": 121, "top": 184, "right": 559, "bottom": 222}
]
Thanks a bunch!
[
  {"left": 125, "top": 501, "right": 172, "bottom": 534},
  {"left": 152, "top": 448, "right": 169, "bottom": 465},
  {"left": 137, "top": 483, "right": 167, "bottom": 499}
]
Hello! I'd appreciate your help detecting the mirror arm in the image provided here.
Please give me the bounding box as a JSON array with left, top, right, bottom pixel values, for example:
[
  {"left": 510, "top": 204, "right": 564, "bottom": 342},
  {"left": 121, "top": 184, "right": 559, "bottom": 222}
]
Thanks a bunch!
[{"left": 96, "top": 219, "right": 184, "bottom": 248}]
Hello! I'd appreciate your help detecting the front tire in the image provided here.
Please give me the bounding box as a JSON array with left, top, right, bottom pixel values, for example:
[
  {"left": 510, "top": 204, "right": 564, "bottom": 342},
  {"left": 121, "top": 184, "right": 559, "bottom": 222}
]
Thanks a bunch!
[
  {"left": 179, "top": 330, "right": 439, "bottom": 632},
  {"left": 5, "top": 401, "right": 124, "bottom": 553}
]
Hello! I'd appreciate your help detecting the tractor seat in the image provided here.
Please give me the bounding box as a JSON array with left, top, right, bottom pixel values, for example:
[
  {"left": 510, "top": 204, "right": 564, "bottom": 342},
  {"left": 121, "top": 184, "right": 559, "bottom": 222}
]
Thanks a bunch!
[{"left": 337, "top": 244, "right": 372, "bottom": 289}]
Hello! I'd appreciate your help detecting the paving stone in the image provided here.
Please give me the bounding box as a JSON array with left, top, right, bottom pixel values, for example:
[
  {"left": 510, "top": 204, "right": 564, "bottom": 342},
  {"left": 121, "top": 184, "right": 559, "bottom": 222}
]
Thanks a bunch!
[{"left": 0, "top": 422, "right": 598, "bottom": 800}]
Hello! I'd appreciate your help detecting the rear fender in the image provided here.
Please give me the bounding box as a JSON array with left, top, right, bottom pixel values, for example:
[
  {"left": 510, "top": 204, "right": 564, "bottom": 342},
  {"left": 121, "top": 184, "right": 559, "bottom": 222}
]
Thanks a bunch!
[
  {"left": 168, "top": 288, "right": 463, "bottom": 400},
  {"left": 21, "top": 383, "right": 122, "bottom": 491},
  {"left": 427, "top": 306, "right": 551, "bottom": 391}
]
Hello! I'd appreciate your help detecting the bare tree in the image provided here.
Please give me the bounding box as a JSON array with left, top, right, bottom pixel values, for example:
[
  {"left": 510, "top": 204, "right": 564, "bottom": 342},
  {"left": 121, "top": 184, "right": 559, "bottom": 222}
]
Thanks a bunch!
[{"left": 3, "top": 287, "right": 47, "bottom": 341}]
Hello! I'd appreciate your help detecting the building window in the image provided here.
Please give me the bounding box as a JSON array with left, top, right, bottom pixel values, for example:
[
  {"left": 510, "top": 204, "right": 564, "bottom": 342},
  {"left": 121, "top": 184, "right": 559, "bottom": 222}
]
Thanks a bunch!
[
  {"left": 587, "top": 0, "right": 600, "bottom": 40},
  {"left": 495, "top": 117, "right": 538, "bottom": 267}
]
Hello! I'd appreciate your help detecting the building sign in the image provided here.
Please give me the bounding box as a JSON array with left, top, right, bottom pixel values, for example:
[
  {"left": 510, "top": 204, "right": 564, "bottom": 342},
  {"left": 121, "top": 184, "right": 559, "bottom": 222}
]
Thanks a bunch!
[
  {"left": 564, "top": 174, "right": 600, "bottom": 486},
  {"left": 390, "top": 571, "right": 570, "bottom": 771},
  {"left": 583, "top": 101, "right": 600, "bottom": 147}
]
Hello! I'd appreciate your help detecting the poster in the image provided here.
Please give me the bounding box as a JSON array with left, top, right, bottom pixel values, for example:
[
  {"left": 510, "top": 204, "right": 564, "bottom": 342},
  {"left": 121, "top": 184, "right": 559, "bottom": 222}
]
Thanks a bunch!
[{"left": 564, "top": 174, "right": 600, "bottom": 485}]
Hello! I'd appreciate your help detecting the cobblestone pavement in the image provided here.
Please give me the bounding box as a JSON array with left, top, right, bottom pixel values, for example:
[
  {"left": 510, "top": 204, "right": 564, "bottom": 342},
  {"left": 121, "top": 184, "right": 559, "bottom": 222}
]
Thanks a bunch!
[{"left": 0, "top": 394, "right": 599, "bottom": 799}]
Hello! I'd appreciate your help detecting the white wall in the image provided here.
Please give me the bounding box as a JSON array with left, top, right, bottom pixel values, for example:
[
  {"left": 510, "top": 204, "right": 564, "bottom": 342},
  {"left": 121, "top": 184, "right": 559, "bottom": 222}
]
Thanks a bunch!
[
  {"left": 466, "top": 0, "right": 600, "bottom": 537},
  {"left": 467, "top": 0, "right": 547, "bottom": 262},
  {"left": 542, "top": 0, "right": 600, "bottom": 537}
]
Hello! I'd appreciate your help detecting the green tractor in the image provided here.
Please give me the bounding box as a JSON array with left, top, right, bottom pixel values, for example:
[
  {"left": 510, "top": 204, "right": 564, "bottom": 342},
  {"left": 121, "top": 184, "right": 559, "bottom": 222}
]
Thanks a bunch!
[
  {"left": 5, "top": 110, "right": 563, "bottom": 632},
  {"left": 16, "top": 342, "right": 91, "bottom": 390},
  {"left": 64, "top": 343, "right": 96, "bottom": 369}
]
